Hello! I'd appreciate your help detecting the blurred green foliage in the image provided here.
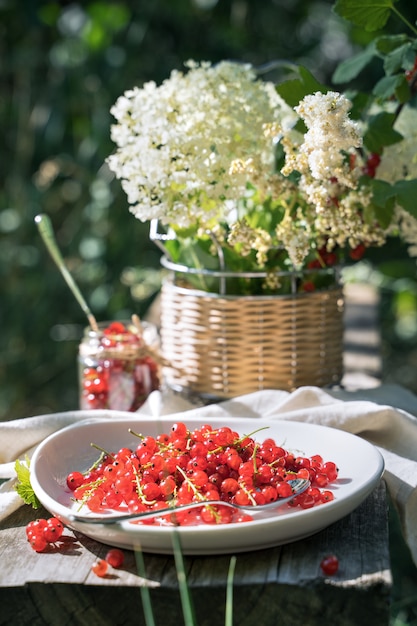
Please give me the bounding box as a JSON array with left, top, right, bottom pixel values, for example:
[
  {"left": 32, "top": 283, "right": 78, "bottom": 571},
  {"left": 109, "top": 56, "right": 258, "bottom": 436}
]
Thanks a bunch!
[{"left": 1, "top": 0, "right": 417, "bottom": 421}]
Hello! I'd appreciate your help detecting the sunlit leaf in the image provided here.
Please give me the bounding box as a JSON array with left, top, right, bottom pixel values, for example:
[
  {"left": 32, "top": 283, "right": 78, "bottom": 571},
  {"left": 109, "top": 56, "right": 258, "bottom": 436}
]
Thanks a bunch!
[
  {"left": 333, "top": 0, "right": 397, "bottom": 32},
  {"left": 14, "top": 457, "right": 41, "bottom": 509}
]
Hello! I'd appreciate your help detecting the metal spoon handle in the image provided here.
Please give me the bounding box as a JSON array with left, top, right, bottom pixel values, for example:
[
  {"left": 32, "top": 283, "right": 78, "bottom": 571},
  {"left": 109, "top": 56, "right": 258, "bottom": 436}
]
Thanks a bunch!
[{"left": 35, "top": 214, "right": 98, "bottom": 332}]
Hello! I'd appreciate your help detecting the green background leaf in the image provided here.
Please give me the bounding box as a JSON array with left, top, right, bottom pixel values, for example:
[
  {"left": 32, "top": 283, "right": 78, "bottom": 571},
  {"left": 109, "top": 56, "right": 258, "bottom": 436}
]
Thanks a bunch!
[
  {"left": 333, "top": 0, "right": 396, "bottom": 32},
  {"left": 363, "top": 112, "right": 403, "bottom": 152},
  {"left": 275, "top": 66, "right": 327, "bottom": 107}
]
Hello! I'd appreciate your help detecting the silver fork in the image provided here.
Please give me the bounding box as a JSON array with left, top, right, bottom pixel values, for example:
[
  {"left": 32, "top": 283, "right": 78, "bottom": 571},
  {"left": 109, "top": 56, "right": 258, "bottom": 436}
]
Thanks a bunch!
[{"left": 69, "top": 478, "right": 310, "bottom": 525}]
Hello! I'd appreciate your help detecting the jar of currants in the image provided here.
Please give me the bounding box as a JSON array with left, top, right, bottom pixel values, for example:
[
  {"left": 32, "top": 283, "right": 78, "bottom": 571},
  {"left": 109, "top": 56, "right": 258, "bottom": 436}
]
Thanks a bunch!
[{"left": 78, "top": 320, "right": 160, "bottom": 412}]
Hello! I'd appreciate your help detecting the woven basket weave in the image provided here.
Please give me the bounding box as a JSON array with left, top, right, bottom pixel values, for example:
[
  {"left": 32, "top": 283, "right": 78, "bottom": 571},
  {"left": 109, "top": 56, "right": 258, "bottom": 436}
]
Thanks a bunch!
[{"left": 160, "top": 278, "right": 344, "bottom": 399}]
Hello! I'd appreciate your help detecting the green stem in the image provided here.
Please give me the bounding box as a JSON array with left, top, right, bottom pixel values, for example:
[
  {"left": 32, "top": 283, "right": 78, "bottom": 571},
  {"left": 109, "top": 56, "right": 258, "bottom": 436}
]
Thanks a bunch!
[
  {"left": 188, "top": 245, "right": 209, "bottom": 291},
  {"left": 90, "top": 443, "right": 115, "bottom": 461},
  {"left": 391, "top": 6, "right": 417, "bottom": 36},
  {"left": 171, "top": 531, "right": 197, "bottom": 626},
  {"left": 134, "top": 549, "right": 157, "bottom": 626},
  {"left": 129, "top": 428, "right": 171, "bottom": 453},
  {"left": 85, "top": 451, "right": 106, "bottom": 474},
  {"left": 225, "top": 556, "right": 237, "bottom": 626},
  {"left": 34, "top": 214, "right": 99, "bottom": 332}
]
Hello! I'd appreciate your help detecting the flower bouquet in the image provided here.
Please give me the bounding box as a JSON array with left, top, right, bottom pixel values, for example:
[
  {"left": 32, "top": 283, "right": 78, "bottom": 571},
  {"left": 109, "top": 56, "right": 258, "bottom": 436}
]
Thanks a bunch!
[
  {"left": 107, "top": 0, "right": 417, "bottom": 298},
  {"left": 106, "top": 0, "right": 417, "bottom": 396}
]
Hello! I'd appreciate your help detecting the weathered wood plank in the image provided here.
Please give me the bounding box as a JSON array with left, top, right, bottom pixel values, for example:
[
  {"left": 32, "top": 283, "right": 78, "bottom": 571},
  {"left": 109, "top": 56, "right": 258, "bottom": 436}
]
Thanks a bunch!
[{"left": 0, "top": 482, "right": 391, "bottom": 626}]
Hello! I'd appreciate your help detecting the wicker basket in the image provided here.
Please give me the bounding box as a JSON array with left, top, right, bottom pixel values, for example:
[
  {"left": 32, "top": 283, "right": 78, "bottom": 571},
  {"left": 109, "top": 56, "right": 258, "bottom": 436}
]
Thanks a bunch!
[{"left": 160, "top": 267, "right": 345, "bottom": 399}]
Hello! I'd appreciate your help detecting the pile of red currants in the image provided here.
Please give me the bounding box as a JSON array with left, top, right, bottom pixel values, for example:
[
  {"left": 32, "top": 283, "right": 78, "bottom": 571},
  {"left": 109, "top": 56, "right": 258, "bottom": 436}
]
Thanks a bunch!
[
  {"left": 66, "top": 422, "right": 339, "bottom": 526},
  {"left": 26, "top": 516, "right": 64, "bottom": 552}
]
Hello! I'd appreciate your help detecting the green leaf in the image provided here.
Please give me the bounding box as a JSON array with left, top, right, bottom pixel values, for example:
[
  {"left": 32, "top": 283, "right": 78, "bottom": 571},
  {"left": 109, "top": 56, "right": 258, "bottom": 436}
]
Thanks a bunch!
[
  {"left": 393, "top": 179, "right": 417, "bottom": 217},
  {"left": 14, "top": 456, "right": 41, "bottom": 509},
  {"left": 276, "top": 66, "right": 327, "bottom": 107},
  {"left": 332, "top": 41, "right": 378, "bottom": 84},
  {"left": 348, "top": 90, "right": 373, "bottom": 120},
  {"left": 376, "top": 34, "right": 410, "bottom": 55},
  {"left": 394, "top": 75, "right": 413, "bottom": 104},
  {"left": 369, "top": 179, "right": 396, "bottom": 227},
  {"left": 333, "top": 0, "right": 397, "bottom": 32},
  {"left": 383, "top": 42, "right": 416, "bottom": 75},
  {"left": 363, "top": 112, "right": 403, "bottom": 152},
  {"left": 372, "top": 74, "right": 406, "bottom": 100},
  {"left": 370, "top": 178, "right": 417, "bottom": 221}
]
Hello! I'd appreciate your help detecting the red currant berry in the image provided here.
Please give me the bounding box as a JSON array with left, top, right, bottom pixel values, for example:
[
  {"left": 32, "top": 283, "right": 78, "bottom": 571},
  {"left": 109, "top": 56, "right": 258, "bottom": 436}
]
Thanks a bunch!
[
  {"left": 349, "top": 244, "right": 366, "bottom": 261},
  {"left": 220, "top": 477, "right": 239, "bottom": 497},
  {"left": 92, "top": 559, "right": 109, "bottom": 578},
  {"left": 299, "top": 493, "right": 316, "bottom": 509},
  {"left": 66, "top": 471, "right": 85, "bottom": 491},
  {"left": 105, "top": 321, "right": 126, "bottom": 334},
  {"left": 200, "top": 505, "right": 218, "bottom": 524},
  {"left": 302, "top": 281, "right": 316, "bottom": 292},
  {"left": 367, "top": 152, "right": 381, "bottom": 169},
  {"left": 320, "top": 490, "right": 335, "bottom": 503},
  {"left": 105, "top": 548, "right": 125, "bottom": 568},
  {"left": 26, "top": 518, "right": 47, "bottom": 538},
  {"left": 43, "top": 517, "right": 64, "bottom": 543},
  {"left": 276, "top": 481, "right": 293, "bottom": 498},
  {"left": 171, "top": 422, "right": 188, "bottom": 439},
  {"left": 29, "top": 534, "right": 49, "bottom": 552},
  {"left": 323, "top": 461, "right": 339, "bottom": 482},
  {"left": 320, "top": 554, "right": 339, "bottom": 575}
]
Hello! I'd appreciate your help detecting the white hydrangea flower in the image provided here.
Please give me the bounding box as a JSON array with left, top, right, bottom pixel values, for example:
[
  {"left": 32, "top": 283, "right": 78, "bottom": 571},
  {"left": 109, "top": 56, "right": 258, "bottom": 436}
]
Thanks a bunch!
[
  {"left": 287, "top": 91, "right": 362, "bottom": 191},
  {"left": 107, "top": 60, "right": 290, "bottom": 231},
  {"left": 275, "top": 212, "right": 312, "bottom": 268},
  {"left": 108, "top": 60, "right": 412, "bottom": 279}
]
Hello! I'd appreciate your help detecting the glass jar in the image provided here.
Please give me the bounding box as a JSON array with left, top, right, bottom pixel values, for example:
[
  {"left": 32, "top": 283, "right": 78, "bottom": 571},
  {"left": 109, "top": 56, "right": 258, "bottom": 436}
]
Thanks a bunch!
[{"left": 78, "top": 320, "right": 160, "bottom": 412}]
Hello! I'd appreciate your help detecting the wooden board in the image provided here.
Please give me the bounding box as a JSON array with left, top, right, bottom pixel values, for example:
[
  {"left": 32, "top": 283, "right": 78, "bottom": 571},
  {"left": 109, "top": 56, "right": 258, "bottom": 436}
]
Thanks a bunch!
[{"left": 0, "top": 481, "right": 391, "bottom": 626}]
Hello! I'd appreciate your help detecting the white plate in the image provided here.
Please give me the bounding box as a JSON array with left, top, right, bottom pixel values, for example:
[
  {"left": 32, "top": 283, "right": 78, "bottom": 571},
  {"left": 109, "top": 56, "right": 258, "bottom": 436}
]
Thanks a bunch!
[{"left": 30, "top": 416, "right": 384, "bottom": 555}]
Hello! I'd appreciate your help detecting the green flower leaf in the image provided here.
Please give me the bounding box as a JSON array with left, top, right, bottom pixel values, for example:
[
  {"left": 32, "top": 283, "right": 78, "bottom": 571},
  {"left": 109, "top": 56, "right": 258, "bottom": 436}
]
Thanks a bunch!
[
  {"left": 333, "top": 0, "right": 398, "bottom": 32},
  {"left": 394, "top": 74, "right": 413, "bottom": 103},
  {"left": 376, "top": 34, "right": 411, "bottom": 56},
  {"left": 370, "top": 178, "right": 417, "bottom": 222},
  {"left": 393, "top": 179, "right": 417, "bottom": 217},
  {"left": 363, "top": 111, "right": 403, "bottom": 153},
  {"left": 369, "top": 179, "right": 396, "bottom": 228},
  {"left": 382, "top": 41, "right": 417, "bottom": 75},
  {"left": 332, "top": 41, "right": 378, "bottom": 84},
  {"left": 14, "top": 456, "right": 41, "bottom": 509},
  {"left": 275, "top": 66, "right": 327, "bottom": 107},
  {"left": 372, "top": 73, "right": 410, "bottom": 102}
]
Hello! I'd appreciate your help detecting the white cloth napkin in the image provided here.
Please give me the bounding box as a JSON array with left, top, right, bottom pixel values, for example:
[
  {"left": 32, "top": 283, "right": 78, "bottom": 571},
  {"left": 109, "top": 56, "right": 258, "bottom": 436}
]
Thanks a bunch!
[{"left": 2, "top": 384, "right": 417, "bottom": 566}]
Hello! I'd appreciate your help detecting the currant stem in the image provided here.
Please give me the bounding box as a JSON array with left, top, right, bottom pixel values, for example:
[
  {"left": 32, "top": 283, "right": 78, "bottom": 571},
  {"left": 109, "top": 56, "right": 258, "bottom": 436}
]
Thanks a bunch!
[
  {"left": 129, "top": 429, "right": 145, "bottom": 440},
  {"left": 85, "top": 451, "right": 106, "bottom": 474},
  {"left": 129, "top": 429, "right": 171, "bottom": 452},
  {"left": 131, "top": 464, "right": 157, "bottom": 506},
  {"left": 91, "top": 443, "right": 115, "bottom": 461}
]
